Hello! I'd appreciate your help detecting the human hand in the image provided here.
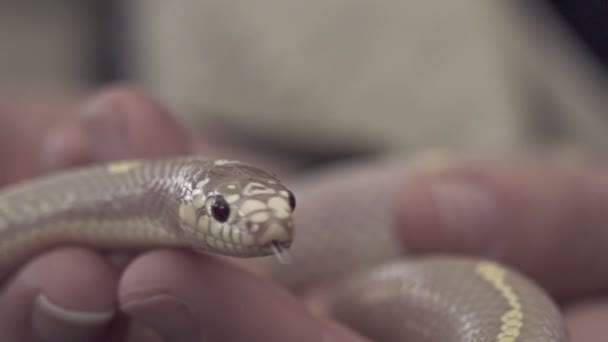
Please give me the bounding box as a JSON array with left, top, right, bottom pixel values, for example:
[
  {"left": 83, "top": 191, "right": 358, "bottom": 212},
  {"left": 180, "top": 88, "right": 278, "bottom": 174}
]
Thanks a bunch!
[
  {"left": 2, "top": 85, "right": 606, "bottom": 341},
  {"left": 392, "top": 156, "right": 608, "bottom": 341},
  {"left": 0, "top": 86, "right": 366, "bottom": 341}
]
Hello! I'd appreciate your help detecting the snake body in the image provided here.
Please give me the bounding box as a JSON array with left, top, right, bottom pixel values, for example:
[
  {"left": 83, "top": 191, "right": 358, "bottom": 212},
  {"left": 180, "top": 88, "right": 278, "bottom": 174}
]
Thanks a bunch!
[{"left": 0, "top": 156, "right": 568, "bottom": 341}]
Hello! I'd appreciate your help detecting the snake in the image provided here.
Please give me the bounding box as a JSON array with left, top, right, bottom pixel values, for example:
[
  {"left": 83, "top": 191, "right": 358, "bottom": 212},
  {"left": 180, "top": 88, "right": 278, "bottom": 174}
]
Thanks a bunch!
[{"left": 0, "top": 156, "right": 568, "bottom": 341}]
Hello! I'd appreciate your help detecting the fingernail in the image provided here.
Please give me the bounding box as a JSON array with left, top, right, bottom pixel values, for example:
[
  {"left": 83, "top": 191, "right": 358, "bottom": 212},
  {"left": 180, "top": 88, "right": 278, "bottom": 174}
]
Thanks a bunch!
[
  {"left": 32, "top": 293, "right": 114, "bottom": 341},
  {"left": 429, "top": 180, "right": 499, "bottom": 250},
  {"left": 121, "top": 294, "right": 199, "bottom": 341}
]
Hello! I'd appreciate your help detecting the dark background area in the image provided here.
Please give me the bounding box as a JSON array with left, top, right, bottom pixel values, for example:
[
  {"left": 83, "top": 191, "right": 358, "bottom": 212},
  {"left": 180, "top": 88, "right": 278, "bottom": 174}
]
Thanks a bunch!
[{"left": 549, "top": 0, "right": 608, "bottom": 70}]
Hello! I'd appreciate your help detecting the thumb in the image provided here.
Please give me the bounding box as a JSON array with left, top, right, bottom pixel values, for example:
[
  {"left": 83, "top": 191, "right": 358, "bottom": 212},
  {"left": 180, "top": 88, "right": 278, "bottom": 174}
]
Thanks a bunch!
[{"left": 396, "top": 157, "right": 608, "bottom": 299}]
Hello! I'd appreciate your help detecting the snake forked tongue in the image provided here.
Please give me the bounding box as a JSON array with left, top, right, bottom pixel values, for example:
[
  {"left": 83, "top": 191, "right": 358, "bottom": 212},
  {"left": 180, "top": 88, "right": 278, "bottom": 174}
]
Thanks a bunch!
[{"left": 271, "top": 242, "right": 291, "bottom": 265}]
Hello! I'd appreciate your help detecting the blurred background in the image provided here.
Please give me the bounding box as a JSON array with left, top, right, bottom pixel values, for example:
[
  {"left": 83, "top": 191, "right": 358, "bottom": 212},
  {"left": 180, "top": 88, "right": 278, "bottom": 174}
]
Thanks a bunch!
[{"left": 1, "top": 1, "right": 608, "bottom": 165}]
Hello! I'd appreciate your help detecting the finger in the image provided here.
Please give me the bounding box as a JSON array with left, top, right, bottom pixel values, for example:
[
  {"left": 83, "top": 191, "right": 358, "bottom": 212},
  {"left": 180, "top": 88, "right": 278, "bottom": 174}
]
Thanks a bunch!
[
  {"left": 0, "top": 248, "right": 119, "bottom": 342},
  {"left": 42, "top": 85, "right": 291, "bottom": 175},
  {"left": 118, "top": 250, "right": 369, "bottom": 342},
  {"left": 77, "top": 85, "right": 293, "bottom": 174},
  {"left": 396, "top": 157, "right": 608, "bottom": 298},
  {"left": 42, "top": 85, "right": 192, "bottom": 170},
  {"left": 80, "top": 85, "right": 192, "bottom": 161},
  {"left": 564, "top": 297, "right": 608, "bottom": 342}
]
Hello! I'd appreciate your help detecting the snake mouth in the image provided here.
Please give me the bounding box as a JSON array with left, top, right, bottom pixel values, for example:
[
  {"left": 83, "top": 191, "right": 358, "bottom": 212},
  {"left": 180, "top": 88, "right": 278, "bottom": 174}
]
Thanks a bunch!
[{"left": 268, "top": 241, "right": 292, "bottom": 264}]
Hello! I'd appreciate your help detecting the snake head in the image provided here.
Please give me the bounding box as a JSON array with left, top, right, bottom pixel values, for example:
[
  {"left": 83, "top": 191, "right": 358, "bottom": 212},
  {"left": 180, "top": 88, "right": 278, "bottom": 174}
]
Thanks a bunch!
[
  {"left": 179, "top": 160, "right": 295, "bottom": 258},
  {"left": 211, "top": 178, "right": 295, "bottom": 251}
]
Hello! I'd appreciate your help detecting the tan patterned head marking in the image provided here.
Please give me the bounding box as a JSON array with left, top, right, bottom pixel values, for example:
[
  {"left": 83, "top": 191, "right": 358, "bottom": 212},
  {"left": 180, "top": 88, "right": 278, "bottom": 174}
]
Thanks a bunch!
[{"left": 177, "top": 160, "right": 295, "bottom": 261}]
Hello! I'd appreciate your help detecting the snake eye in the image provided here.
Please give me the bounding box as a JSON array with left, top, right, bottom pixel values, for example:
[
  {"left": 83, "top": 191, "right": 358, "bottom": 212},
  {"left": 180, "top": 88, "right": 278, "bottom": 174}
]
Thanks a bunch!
[
  {"left": 211, "top": 196, "right": 230, "bottom": 222},
  {"left": 287, "top": 190, "right": 296, "bottom": 211}
]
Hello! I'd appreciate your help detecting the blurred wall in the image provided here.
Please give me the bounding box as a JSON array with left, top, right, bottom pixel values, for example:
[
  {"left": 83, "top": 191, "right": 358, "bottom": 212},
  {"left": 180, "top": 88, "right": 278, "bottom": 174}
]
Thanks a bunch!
[
  {"left": 0, "top": 1, "right": 96, "bottom": 91},
  {"left": 125, "top": 1, "right": 608, "bottom": 159},
  {"left": 2, "top": 1, "right": 608, "bottom": 161}
]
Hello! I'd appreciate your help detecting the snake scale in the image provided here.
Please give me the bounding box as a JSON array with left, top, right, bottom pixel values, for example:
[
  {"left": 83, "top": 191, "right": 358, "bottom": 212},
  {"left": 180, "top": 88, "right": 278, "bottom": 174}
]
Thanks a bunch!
[{"left": 0, "top": 156, "right": 568, "bottom": 341}]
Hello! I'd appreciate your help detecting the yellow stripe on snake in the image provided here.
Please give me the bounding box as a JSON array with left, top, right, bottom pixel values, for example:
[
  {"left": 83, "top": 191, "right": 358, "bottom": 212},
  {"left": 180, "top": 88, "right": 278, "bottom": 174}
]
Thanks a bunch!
[{"left": 0, "top": 156, "right": 568, "bottom": 341}]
